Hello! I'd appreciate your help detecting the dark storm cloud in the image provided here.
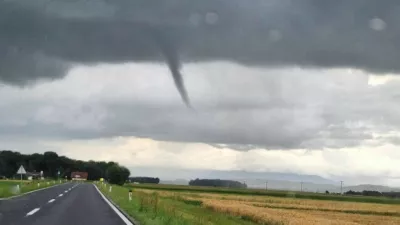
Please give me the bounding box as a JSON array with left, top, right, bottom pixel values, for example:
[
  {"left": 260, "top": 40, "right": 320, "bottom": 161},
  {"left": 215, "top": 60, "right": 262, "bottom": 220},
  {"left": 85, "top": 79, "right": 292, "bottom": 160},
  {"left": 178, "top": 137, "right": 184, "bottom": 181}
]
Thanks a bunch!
[
  {"left": 3, "top": 0, "right": 400, "bottom": 106},
  {"left": 1, "top": 1, "right": 191, "bottom": 105}
]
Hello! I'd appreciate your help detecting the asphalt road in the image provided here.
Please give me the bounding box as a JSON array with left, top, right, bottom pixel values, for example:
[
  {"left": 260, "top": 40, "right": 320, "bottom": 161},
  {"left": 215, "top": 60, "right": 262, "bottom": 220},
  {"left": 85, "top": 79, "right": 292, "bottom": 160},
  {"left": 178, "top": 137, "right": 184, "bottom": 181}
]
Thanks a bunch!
[{"left": 0, "top": 182, "right": 130, "bottom": 225}]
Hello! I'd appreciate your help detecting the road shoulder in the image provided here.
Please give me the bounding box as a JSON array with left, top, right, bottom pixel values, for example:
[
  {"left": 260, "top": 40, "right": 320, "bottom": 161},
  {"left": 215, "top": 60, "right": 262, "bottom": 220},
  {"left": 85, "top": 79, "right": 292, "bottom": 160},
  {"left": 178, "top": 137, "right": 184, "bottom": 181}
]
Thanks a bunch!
[{"left": 94, "top": 184, "right": 140, "bottom": 225}]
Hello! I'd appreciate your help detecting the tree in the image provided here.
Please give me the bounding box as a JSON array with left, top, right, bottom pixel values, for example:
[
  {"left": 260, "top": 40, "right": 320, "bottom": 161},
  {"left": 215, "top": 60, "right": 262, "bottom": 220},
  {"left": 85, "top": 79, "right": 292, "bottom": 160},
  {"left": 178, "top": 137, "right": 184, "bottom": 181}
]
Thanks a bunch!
[
  {"left": 106, "top": 164, "right": 130, "bottom": 185},
  {"left": 0, "top": 151, "right": 24, "bottom": 177},
  {"left": 120, "top": 166, "right": 130, "bottom": 182},
  {"left": 85, "top": 162, "right": 103, "bottom": 180},
  {"left": 129, "top": 177, "right": 160, "bottom": 184},
  {"left": 0, "top": 150, "right": 128, "bottom": 181},
  {"left": 189, "top": 178, "right": 247, "bottom": 188},
  {"left": 43, "top": 151, "right": 59, "bottom": 178}
]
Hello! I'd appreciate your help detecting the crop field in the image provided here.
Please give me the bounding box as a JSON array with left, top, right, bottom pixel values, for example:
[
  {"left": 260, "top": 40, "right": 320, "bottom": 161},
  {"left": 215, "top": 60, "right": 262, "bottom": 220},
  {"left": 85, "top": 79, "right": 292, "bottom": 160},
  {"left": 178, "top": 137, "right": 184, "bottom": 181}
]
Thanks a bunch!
[
  {"left": 132, "top": 184, "right": 400, "bottom": 204},
  {"left": 97, "top": 183, "right": 400, "bottom": 225},
  {"left": 0, "top": 180, "right": 61, "bottom": 198}
]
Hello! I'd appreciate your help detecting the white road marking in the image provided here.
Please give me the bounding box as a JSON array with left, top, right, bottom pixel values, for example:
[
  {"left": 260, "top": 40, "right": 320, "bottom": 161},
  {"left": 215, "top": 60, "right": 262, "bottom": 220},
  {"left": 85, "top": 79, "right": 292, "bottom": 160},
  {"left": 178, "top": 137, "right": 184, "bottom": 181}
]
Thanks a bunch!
[
  {"left": 48, "top": 199, "right": 55, "bottom": 203},
  {"left": 93, "top": 184, "right": 133, "bottom": 225},
  {"left": 64, "top": 190, "right": 68, "bottom": 193},
  {"left": 26, "top": 208, "right": 40, "bottom": 217},
  {"left": 58, "top": 194, "right": 63, "bottom": 197}
]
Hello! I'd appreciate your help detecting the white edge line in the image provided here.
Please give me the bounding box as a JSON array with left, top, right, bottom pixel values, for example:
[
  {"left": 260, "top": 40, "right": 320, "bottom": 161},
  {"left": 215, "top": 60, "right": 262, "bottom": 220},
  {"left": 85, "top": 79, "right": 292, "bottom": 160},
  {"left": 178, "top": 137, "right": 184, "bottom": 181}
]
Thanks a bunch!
[
  {"left": 93, "top": 184, "right": 133, "bottom": 225},
  {"left": 0, "top": 183, "right": 66, "bottom": 201},
  {"left": 26, "top": 208, "right": 40, "bottom": 217}
]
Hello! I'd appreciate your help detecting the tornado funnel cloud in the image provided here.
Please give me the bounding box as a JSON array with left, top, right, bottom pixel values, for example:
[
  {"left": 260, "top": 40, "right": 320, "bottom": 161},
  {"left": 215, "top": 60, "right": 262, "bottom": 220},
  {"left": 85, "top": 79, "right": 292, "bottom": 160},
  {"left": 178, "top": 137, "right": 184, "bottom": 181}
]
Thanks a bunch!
[
  {"left": 167, "top": 59, "right": 191, "bottom": 108},
  {"left": 152, "top": 30, "right": 191, "bottom": 107}
]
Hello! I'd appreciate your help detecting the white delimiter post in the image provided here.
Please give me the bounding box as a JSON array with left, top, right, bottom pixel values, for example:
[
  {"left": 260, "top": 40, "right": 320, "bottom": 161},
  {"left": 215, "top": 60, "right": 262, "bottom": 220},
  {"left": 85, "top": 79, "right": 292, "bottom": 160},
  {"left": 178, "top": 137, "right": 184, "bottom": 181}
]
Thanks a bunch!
[{"left": 109, "top": 186, "right": 112, "bottom": 193}]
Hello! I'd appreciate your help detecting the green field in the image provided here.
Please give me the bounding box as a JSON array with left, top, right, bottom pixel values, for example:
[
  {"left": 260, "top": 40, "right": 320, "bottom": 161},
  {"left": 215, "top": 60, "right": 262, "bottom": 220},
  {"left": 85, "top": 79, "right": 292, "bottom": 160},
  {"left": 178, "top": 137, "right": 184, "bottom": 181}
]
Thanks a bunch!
[
  {"left": 97, "top": 183, "right": 400, "bottom": 225},
  {"left": 0, "top": 180, "right": 62, "bottom": 198}
]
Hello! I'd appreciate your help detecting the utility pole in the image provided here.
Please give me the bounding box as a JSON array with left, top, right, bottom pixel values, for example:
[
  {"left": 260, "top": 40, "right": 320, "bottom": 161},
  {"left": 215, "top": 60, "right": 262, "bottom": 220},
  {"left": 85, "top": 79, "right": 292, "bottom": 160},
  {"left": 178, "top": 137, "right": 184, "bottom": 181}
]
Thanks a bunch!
[
  {"left": 265, "top": 181, "right": 268, "bottom": 190},
  {"left": 301, "top": 181, "right": 303, "bottom": 192},
  {"left": 340, "top": 181, "right": 343, "bottom": 195}
]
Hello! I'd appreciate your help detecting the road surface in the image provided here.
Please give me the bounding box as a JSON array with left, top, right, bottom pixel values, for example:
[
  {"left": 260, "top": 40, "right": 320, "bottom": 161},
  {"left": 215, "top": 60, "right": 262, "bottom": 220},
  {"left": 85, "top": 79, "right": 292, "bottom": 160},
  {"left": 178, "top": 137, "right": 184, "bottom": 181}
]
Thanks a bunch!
[{"left": 0, "top": 183, "right": 131, "bottom": 225}]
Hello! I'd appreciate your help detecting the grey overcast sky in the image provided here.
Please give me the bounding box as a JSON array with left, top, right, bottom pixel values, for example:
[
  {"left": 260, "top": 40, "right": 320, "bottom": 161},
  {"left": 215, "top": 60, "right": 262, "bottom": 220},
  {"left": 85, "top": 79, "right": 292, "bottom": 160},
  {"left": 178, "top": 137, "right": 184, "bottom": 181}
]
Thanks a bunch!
[{"left": 2, "top": 0, "right": 400, "bottom": 186}]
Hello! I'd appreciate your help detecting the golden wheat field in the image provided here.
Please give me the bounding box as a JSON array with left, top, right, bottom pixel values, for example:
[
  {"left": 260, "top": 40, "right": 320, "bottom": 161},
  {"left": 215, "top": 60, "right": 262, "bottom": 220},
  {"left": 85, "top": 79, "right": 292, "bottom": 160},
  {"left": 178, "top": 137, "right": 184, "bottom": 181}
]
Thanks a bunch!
[{"left": 136, "top": 189, "right": 400, "bottom": 225}]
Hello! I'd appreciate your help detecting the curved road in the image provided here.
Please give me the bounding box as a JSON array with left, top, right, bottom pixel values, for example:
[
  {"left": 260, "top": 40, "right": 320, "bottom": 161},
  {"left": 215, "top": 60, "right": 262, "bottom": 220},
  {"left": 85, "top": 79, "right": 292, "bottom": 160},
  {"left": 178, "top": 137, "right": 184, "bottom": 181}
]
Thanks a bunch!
[{"left": 0, "top": 183, "right": 131, "bottom": 225}]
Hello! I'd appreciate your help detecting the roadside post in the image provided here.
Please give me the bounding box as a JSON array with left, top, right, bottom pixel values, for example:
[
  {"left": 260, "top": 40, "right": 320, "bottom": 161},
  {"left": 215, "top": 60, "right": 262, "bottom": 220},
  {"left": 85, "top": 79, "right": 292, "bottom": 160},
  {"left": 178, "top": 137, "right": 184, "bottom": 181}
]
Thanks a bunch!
[
  {"left": 128, "top": 189, "right": 132, "bottom": 201},
  {"left": 109, "top": 186, "right": 112, "bottom": 193}
]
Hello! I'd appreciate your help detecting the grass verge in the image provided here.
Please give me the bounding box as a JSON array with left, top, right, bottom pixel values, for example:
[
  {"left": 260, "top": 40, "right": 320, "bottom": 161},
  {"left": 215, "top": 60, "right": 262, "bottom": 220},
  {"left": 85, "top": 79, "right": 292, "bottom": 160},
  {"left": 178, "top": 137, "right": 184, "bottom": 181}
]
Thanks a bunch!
[{"left": 0, "top": 180, "right": 63, "bottom": 198}]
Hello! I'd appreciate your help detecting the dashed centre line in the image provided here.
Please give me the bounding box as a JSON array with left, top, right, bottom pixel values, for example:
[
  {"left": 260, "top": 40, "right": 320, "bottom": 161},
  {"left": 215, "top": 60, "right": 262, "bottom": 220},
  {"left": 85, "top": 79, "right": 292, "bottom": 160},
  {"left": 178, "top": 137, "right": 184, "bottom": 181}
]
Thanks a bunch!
[
  {"left": 23, "top": 184, "right": 78, "bottom": 219},
  {"left": 26, "top": 208, "right": 40, "bottom": 217}
]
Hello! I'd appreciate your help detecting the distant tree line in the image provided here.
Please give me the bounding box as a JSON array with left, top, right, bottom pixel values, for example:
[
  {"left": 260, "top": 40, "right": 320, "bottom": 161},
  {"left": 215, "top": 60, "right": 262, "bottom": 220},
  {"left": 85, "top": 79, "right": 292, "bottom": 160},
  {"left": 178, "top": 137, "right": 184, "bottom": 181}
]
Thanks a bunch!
[
  {"left": 0, "top": 150, "right": 130, "bottom": 185},
  {"left": 129, "top": 177, "right": 160, "bottom": 184},
  {"left": 344, "top": 190, "right": 400, "bottom": 198},
  {"left": 324, "top": 191, "right": 342, "bottom": 195},
  {"left": 189, "top": 179, "right": 247, "bottom": 188}
]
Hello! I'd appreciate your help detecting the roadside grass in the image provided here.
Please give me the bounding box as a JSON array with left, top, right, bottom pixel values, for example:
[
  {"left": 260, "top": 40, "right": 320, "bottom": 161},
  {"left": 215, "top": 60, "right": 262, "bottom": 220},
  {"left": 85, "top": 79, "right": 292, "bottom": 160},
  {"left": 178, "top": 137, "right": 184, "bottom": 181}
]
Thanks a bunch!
[
  {"left": 0, "top": 180, "right": 63, "bottom": 198},
  {"left": 128, "top": 183, "right": 400, "bottom": 205},
  {"left": 97, "top": 183, "right": 278, "bottom": 225}
]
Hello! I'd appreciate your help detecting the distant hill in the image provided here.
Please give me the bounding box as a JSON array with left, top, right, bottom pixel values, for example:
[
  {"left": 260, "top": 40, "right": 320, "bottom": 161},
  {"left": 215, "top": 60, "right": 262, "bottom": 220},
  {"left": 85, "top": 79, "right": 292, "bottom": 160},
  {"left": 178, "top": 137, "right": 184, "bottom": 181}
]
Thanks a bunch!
[
  {"left": 199, "top": 170, "right": 336, "bottom": 185},
  {"left": 129, "top": 167, "right": 335, "bottom": 184},
  {"left": 245, "top": 179, "right": 338, "bottom": 192},
  {"left": 247, "top": 182, "right": 400, "bottom": 193}
]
